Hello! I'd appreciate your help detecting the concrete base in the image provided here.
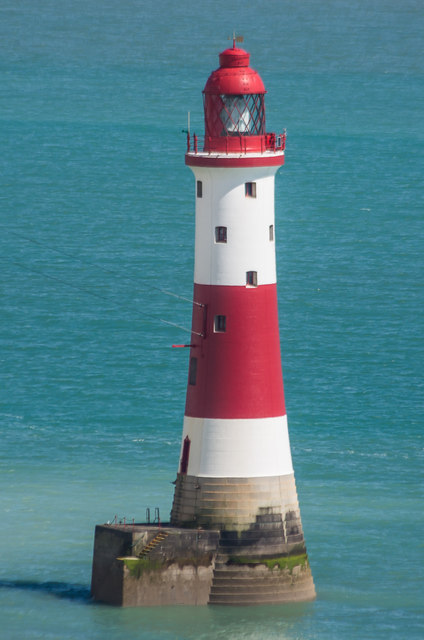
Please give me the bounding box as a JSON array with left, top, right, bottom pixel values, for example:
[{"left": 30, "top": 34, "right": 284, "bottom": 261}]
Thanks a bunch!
[
  {"left": 91, "top": 522, "right": 315, "bottom": 606},
  {"left": 91, "top": 524, "right": 218, "bottom": 606}
]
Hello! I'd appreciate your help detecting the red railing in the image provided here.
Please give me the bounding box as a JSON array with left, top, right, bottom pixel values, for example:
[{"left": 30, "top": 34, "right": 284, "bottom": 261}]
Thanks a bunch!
[{"left": 186, "top": 131, "right": 286, "bottom": 155}]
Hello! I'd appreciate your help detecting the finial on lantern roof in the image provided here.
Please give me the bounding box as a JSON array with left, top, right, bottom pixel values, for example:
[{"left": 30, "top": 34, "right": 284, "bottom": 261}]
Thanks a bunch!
[{"left": 229, "top": 32, "right": 244, "bottom": 49}]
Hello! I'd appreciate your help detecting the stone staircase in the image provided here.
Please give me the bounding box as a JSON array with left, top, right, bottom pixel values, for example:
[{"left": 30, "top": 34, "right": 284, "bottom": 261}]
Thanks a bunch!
[
  {"left": 208, "top": 551, "right": 315, "bottom": 605},
  {"left": 208, "top": 511, "right": 314, "bottom": 606}
]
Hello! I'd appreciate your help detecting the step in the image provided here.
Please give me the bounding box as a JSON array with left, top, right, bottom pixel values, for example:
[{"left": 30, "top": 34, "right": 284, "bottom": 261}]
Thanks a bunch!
[
  {"left": 211, "top": 573, "right": 295, "bottom": 584},
  {"left": 210, "top": 582, "right": 295, "bottom": 593},
  {"left": 212, "top": 566, "right": 279, "bottom": 576},
  {"left": 211, "top": 576, "right": 293, "bottom": 587},
  {"left": 208, "top": 592, "right": 314, "bottom": 605},
  {"left": 212, "top": 566, "right": 311, "bottom": 578},
  {"left": 211, "top": 575, "right": 311, "bottom": 587},
  {"left": 209, "top": 585, "right": 315, "bottom": 602},
  {"left": 216, "top": 545, "right": 286, "bottom": 557}
]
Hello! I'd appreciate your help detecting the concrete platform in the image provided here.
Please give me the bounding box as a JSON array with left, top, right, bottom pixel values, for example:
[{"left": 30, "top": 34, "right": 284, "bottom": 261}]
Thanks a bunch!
[{"left": 91, "top": 522, "right": 315, "bottom": 606}]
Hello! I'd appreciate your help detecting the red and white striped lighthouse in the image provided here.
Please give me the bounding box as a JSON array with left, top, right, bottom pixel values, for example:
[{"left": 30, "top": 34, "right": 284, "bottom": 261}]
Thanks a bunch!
[{"left": 171, "top": 41, "right": 315, "bottom": 604}]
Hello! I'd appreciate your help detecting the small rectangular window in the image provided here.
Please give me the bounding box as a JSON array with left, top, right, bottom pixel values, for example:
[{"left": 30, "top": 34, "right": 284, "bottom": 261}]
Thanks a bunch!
[
  {"left": 269, "top": 224, "right": 274, "bottom": 241},
  {"left": 197, "top": 180, "right": 203, "bottom": 198},
  {"left": 245, "top": 182, "right": 256, "bottom": 198},
  {"left": 189, "top": 357, "right": 198, "bottom": 385},
  {"left": 214, "top": 315, "right": 226, "bottom": 333},
  {"left": 246, "top": 271, "right": 258, "bottom": 287},
  {"left": 215, "top": 226, "right": 227, "bottom": 243}
]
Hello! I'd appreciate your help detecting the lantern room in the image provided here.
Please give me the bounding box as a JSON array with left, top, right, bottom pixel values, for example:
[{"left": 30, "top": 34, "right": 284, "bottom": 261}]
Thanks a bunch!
[
  {"left": 203, "top": 45, "right": 266, "bottom": 150},
  {"left": 186, "top": 42, "right": 286, "bottom": 156}
]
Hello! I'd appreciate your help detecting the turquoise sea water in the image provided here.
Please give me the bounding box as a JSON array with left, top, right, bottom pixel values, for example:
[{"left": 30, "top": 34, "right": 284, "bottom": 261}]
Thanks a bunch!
[{"left": 1, "top": 0, "right": 423, "bottom": 638}]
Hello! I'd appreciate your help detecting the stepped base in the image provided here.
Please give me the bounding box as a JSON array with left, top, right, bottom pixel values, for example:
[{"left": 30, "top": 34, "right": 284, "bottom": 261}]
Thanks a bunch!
[
  {"left": 91, "top": 523, "right": 315, "bottom": 607},
  {"left": 209, "top": 554, "right": 315, "bottom": 605},
  {"left": 171, "top": 473, "right": 305, "bottom": 548}
]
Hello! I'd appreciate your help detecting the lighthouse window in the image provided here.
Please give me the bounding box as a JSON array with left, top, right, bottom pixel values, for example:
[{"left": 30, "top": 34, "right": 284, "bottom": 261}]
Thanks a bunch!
[
  {"left": 245, "top": 182, "right": 256, "bottom": 198},
  {"left": 197, "top": 180, "right": 203, "bottom": 198},
  {"left": 219, "top": 94, "right": 265, "bottom": 136},
  {"left": 189, "top": 357, "right": 198, "bottom": 385},
  {"left": 215, "top": 226, "right": 227, "bottom": 243},
  {"left": 246, "top": 271, "right": 258, "bottom": 287},
  {"left": 214, "top": 315, "right": 226, "bottom": 333},
  {"left": 269, "top": 224, "right": 274, "bottom": 241}
]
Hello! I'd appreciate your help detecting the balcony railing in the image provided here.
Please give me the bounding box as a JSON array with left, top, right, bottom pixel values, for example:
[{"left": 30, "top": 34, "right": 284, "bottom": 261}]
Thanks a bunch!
[{"left": 186, "top": 131, "right": 286, "bottom": 155}]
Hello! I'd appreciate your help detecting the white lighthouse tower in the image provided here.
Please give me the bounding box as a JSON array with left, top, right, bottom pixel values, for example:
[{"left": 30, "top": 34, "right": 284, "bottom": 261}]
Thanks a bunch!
[{"left": 170, "top": 41, "right": 315, "bottom": 604}]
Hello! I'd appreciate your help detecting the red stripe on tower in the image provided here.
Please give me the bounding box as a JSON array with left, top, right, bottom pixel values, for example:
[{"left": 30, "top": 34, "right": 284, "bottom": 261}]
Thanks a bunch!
[{"left": 185, "top": 283, "right": 285, "bottom": 419}]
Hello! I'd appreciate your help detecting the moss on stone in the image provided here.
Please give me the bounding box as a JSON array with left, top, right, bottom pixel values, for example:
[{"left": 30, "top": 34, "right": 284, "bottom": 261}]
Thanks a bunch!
[
  {"left": 122, "top": 557, "right": 163, "bottom": 578},
  {"left": 121, "top": 552, "right": 213, "bottom": 579},
  {"left": 227, "top": 553, "right": 308, "bottom": 573}
]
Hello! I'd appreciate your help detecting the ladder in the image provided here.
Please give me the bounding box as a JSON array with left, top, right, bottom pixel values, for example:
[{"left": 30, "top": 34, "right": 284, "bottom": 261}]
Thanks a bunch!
[{"left": 136, "top": 531, "right": 169, "bottom": 559}]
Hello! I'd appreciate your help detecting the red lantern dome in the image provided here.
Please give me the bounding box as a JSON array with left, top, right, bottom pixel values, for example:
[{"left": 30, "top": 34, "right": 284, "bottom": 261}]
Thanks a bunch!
[
  {"left": 203, "top": 47, "right": 266, "bottom": 95},
  {"left": 202, "top": 45, "right": 267, "bottom": 153}
]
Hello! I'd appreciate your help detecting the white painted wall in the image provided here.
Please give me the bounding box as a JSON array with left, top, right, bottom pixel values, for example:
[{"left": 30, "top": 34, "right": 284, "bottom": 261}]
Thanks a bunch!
[
  {"left": 190, "top": 166, "right": 280, "bottom": 286},
  {"left": 180, "top": 415, "right": 294, "bottom": 478}
]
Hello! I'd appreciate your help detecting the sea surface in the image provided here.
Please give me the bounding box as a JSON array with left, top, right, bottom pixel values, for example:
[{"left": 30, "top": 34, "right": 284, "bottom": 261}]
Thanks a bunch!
[{"left": 0, "top": 1, "right": 423, "bottom": 638}]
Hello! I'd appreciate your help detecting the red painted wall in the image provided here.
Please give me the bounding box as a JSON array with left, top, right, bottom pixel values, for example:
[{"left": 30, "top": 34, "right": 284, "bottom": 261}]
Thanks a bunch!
[{"left": 185, "top": 283, "right": 286, "bottom": 419}]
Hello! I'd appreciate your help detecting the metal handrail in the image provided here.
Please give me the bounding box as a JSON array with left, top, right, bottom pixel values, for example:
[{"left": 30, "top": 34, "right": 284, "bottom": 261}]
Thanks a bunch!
[{"left": 186, "top": 131, "right": 286, "bottom": 154}]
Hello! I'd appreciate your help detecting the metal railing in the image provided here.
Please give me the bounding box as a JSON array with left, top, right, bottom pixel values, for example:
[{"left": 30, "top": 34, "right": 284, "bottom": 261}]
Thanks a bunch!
[
  {"left": 105, "top": 506, "right": 161, "bottom": 528},
  {"left": 186, "top": 131, "right": 286, "bottom": 154}
]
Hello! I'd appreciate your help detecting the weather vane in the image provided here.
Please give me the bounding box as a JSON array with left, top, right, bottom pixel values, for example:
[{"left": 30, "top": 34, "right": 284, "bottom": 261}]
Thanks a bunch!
[{"left": 229, "top": 31, "right": 244, "bottom": 48}]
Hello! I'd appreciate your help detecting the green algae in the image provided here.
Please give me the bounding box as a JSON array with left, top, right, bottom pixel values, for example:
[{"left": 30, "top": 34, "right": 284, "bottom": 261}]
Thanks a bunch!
[
  {"left": 227, "top": 553, "right": 308, "bottom": 573},
  {"left": 121, "top": 553, "right": 213, "bottom": 579},
  {"left": 122, "top": 557, "right": 163, "bottom": 578}
]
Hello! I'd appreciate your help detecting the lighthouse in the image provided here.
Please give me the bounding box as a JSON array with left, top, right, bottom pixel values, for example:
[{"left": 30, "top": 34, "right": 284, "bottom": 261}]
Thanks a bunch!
[
  {"left": 170, "top": 41, "right": 315, "bottom": 604},
  {"left": 91, "top": 41, "right": 315, "bottom": 607}
]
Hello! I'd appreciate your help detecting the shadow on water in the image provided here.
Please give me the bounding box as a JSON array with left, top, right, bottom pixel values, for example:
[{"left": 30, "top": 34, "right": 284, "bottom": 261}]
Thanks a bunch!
[{"left": 0, "top": 579, "right": 91, "bottom": 603}]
